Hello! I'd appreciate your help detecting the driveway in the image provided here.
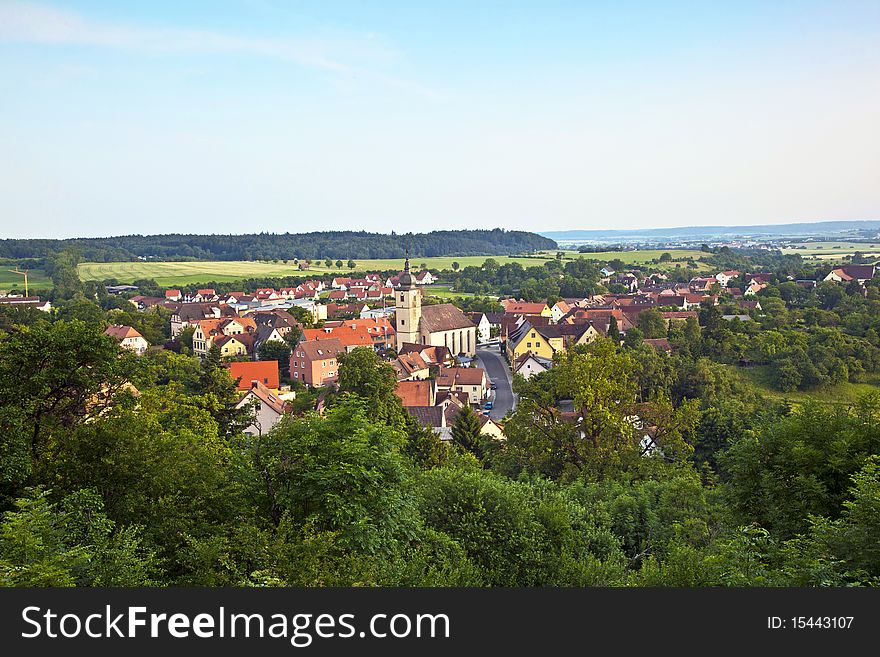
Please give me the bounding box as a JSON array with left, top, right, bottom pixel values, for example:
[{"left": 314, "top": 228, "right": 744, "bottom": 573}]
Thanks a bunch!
[{"left": 476, "top": 345, "right": 516, "bottom": 420}]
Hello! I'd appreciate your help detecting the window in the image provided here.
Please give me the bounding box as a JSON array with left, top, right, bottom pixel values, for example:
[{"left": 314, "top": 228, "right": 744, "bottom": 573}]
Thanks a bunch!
[
  {"left": 294, "top": 372, "right": 298, "bottom": 378},
  {"left": 255, "top": 403, "right": 262, "bottom": 411},
  {"left": 536, "top": 341, "right": 541, "bottom": 347},
  {"left": 401, "top": 319, "right": 405, "bottom": 325},
  {"left": 527, "top": 342, "right": 532, "bottom": 348},
  {"left": 400, "top": 294, "right": 405, "bottom": 302},
  {"left": 264, "top": 377, "right": 269, "bottom": 384}
]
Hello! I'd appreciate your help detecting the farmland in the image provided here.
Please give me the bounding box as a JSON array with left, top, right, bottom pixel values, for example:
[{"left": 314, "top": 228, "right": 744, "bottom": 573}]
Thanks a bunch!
[
  {"left": 76, "top": 249, "right": 711, "bottom": 286},
  {"left": 781, "top": 241, "right": 880, "bottom": 261}
]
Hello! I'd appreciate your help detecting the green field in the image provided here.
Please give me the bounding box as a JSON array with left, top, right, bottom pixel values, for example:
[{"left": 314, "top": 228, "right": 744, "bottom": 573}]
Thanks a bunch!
[
  {"left": 781, "top": 241, "right": 880, "bottom": 261},
  {"left": 0, "top": 268, "right": 52, "bottom": 292},
  {"left": 77, "top": 249, "right": 710, "bottom": 286},
  {"left": 726, "top": 364, "right": 880, "bottom": 406}
]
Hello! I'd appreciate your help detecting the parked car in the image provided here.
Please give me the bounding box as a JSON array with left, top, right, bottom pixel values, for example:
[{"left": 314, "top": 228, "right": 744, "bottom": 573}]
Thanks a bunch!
[
  {"left": 490, "top": 381, "right": 498, "bottom": 390},
  {"left": 484, "top": 401, "right": 493, "bottom": 410},
  {"left": 482, "top": 410, "right": 491, "bottom": 416}
]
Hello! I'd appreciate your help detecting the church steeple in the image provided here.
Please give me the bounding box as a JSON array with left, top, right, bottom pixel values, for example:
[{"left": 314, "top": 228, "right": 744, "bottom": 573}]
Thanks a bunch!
[
  {"left": 395, "top": 252, "right": 420, "bottom": 348},
  {"left": 398, "top": 250, "right": 415, "bottom": 289}
]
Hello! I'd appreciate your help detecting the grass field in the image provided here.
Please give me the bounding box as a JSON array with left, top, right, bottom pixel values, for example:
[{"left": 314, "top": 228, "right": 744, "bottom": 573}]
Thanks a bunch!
[
  {"left": 0, "top": 268, "right": 52, "bottom": 292},
  {"left": 77, "top": 249, "right": 710, "bottom": 286},
  {"left": 781, "top": 241, "right": 880, "bottom": 261},
  {"left": 726, "top": 364, "right": 880, "bottom": 406}
]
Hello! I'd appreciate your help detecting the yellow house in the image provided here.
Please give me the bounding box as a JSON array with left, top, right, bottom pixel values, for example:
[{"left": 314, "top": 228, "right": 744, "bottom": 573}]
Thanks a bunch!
[
  {"left": 214, "top": 334, "right": 252, "bottom": 358},
  {"left": 507, "top": 323, "right": 557, "bottom": 362}
]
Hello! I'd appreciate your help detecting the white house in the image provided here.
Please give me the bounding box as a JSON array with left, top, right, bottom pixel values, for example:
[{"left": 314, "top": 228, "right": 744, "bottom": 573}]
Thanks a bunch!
[
  {"left": 104, "top": 325, "right": 149, "bottom": 355},
  {"left": 513, "top": 353, "right": 552, "bottom": 380},
  {"left": 236, "top": 380, "right": 289, "bottom": 436}
]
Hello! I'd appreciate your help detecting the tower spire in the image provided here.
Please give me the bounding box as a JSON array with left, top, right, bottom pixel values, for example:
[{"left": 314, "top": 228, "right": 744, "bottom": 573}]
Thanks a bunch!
[{"left": 404, "top": 247, "right": 410, "bottom": 272}]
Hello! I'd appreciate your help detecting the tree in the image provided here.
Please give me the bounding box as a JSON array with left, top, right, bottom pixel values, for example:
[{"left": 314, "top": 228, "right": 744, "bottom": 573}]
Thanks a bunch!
[
  {"left": 347, "top": 259, "right": 356, "bottom": 269},
  {"left": 234, "top": 399, "right": 416, "bottom": 554},
  {"left": 324, "top": 258, "right": 333, "bottom": 267},
  {"left": 0, "top": 320, "right": 141, "bottom": 498},
  {"left": 638, "top": 309, "right": 667, "bottom": 339},
  {"left": 179, "top": 325, "right": 195, "bottom": 354},
  {"left": 452, "top": 261, "right": 460, "bottom": 271},
  {"left": 607, "top": 315, "right": 621, "bottom": 344},
  {"left": 335, "top": 260, "right": 343, "bottom": 268},
  {"left": 451, "top": 406, "right": 484, "bottom": 459},
  {"left": 336, "top": 347, "right": 406, "bottom": 426},
  {"left": 498, "top": 339, "right": 641, "bottom": 480},
  {"left": 258, "top": 340, "right": 292, "bottom": 379},
  {"left": 659, "top": 252, "right": 672, "bottom": 262},
  {"left": 0, "top": 488, "right": 156, "bottom": 587}
]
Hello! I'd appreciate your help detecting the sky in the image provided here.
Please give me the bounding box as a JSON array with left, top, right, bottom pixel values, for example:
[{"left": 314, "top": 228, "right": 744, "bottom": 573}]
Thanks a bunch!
[{"left": 0, "top": 0, "right": 878, "bottom": 239}]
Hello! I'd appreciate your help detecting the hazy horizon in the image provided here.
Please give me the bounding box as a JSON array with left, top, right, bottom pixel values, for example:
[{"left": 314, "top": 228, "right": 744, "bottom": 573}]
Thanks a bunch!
[{"left": 2, "top": 1, "right": 878, "bottom": 239}]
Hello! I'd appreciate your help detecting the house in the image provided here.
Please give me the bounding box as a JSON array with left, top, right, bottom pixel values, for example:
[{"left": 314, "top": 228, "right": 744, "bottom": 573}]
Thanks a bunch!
[
  {"left": 297, "top": 262, "right": 310, "bottom": 270},
  {"left": 435, "top": 367, "right": 489, "bottom": 404},
  {"left": 744, "top": 282, "right": 766, "bottom": 296},
  {"left": 393, "top": 351, "right": 431, "bottom": 381},
  {"left": 395, "top": 258, "right": 477, "bottom": 356},
  {"left": 395, "top": 379, "right": 436, "bottom": 407},
  {"left": 104, "top": 325, "right": 149, "bottom": 355},
  {"left": 465, "top": 312, "right": 494, "bottom": 343},
  {"left": 500, "top": 299, "right": 552, "bottom": 317},
  {"left": 236, "top": 380, "right": 289, "bottom": 436},
  {"left": 506, "top": 321, "right": 557, "bottom": 362},
  {"left": 213, "top": 333, "right": 254, "bottom": 359},
  {"left": 290, "top": 338, "right": 344, "bottom": 386},
  {"left": 738, "top": 299, "right": 762, "bottom": 312},
  {"left": 600, "top": 267, "right": 615, "bottom": 277},
  {"left": 193, "top": 288, "right": 218, "bottom": 302},
  {"left": 164, "top": 289, "right": 182, "bottom": 302},
  {"left": 550, "top": 301, "right": 572, "bottom": 324},
  {"left": 643, "top": 338, "right": 673, "bottom": 353},
  {"left": 613, "top": 273, "right": 640, "bottom": 293},
  {"left": 478, "top": 415, "right": 505, "bottom": 441},
  {"left": 253, "top": 325, "right": 286, "bottom": 353},
  {"left": 824, "top": 265, "right": 876, "bottom": 284},
  {"left": 513, "top": 352, "right": 552, "bottom": 380},
  {"left": 170, "top": 303, "right": 224, "bottom": 337},
  {"left": 226, "top": 360, "right": 280, "bottom": 391},
  {"left": 128, "top": 295, "right": 166, "bottom": 311},
  {"left": 301, "top": 318, "right": 395, "bottom": 352},
  {"left": 250, "top": 309, "right": 301, "bottom": 338},
  {"left": 715, "top": 270, "right": 740, "bottom": 288},
  {"left": 0, "top": 296, "right": 52, "bottom": 312},
  {"left": 397, "top": 343, "right": 455, "bottom": 368}
]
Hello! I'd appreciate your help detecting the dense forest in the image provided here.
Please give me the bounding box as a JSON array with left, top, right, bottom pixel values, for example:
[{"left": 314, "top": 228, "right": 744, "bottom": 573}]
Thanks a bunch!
[{"left": 0, "top": 229, "right": 556, "bottom": 263}]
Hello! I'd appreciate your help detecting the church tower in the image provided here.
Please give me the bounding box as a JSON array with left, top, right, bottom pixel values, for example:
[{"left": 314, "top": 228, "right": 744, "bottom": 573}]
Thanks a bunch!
[{"left": 395, "top": 255, "right": 421, "bottom": 349}]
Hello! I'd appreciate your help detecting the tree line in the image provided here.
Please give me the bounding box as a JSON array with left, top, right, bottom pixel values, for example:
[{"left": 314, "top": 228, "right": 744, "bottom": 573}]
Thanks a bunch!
[{"left": 0, "top": 229, "right": 556, "bottom": 263}]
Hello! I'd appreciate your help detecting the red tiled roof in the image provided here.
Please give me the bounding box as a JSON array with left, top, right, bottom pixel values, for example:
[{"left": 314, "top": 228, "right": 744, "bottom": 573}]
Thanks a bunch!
[{"left": 226, "top": 360, "right": 280, "bottom": 391}]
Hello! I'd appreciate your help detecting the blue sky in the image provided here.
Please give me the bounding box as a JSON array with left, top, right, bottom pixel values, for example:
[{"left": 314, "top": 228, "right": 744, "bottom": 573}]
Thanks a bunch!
[{"left": 1, "top": 0, "right": 878, "bottom": 238}]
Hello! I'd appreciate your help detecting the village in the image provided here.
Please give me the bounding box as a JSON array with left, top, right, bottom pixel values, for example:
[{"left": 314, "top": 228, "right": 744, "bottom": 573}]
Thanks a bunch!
[{"left": 5, "top": 254, "right": 870, "bottom": 451}]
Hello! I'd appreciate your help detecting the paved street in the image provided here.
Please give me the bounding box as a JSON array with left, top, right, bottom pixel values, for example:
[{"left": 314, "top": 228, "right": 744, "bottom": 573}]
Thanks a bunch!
[{"left": 476, "top": 345, "right": 515, "bottom": 420}]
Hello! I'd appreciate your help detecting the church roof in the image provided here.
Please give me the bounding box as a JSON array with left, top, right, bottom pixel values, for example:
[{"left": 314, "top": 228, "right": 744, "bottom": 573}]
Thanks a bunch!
[{"left": 419, "top": 303, "right": 475, "bottom": 333}]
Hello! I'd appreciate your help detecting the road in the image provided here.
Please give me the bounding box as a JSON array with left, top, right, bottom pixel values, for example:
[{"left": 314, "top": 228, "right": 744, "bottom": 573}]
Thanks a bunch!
[{"left": 476, "top": 345, "right": 515, "bottom": 420}]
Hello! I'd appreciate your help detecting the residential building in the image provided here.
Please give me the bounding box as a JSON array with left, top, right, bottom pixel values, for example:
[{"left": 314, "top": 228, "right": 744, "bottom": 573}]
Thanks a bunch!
[
  {"left": 226, "top": 360, "right": 280, "bottom": 391},
  {"left": 290, "top": 338, "right": 343, "bottom": 386},
  {"left": 435, "top": 367, "right": 489, "bottom": 404},
  {"left": 236, "top": 380, "right": 289, "bottom": 436},
  {"left": 104, "top": 324, "right": 149, "bottom": 355}
]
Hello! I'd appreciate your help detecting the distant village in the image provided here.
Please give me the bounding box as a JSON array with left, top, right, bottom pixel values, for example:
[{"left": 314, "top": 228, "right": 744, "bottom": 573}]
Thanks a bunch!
[{"left": 1, "top": 257, "right": 875, "bottom": 446}]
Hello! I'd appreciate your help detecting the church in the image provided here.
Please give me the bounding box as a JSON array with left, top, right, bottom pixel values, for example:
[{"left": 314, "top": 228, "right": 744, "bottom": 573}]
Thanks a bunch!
[{"left": 395, "top": 258, "right": 477, "bottom": 356}]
